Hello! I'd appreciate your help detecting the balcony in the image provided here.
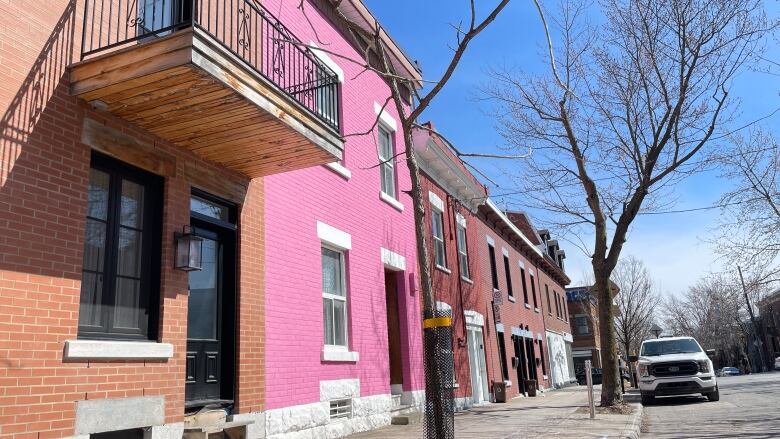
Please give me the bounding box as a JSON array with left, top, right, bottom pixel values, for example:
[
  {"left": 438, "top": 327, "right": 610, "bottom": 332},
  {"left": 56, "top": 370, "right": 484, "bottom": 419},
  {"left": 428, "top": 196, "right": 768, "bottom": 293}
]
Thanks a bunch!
[{"left": 71, "top": 0, "right": 343, "bottom": 177}]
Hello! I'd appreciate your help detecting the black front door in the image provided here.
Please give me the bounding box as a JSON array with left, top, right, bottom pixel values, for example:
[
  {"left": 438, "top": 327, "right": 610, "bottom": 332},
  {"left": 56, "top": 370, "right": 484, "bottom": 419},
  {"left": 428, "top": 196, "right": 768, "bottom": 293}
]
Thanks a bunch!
[
  {"left": 514, "top": 336, "right": 528, "bottom": 395},
  {"left": 185, "top": 193, "right": 236, "bottom": 406}
]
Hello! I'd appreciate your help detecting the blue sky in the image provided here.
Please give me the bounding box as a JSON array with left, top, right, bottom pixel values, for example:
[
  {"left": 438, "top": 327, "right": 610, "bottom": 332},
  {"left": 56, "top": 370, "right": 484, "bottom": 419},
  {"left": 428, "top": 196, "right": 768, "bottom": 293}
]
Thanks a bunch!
[{"left": 364, "top": 0, "right": 780, "bottom": 296}]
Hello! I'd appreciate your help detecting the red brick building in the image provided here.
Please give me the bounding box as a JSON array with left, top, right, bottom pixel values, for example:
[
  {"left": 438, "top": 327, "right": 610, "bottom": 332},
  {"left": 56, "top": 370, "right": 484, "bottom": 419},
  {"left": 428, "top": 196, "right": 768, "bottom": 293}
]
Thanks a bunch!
[
  {"left": 475, "top": 200, "right": 570, "bottom": 398},
  {"left": 507, "top": 213, "right": 576, "bottom": 388},
  {"left": 566, "top": 283, "right": 620, "bottom": 373},
  {"left": 414, "top": 125, "right": 492, "bottom": 410}
]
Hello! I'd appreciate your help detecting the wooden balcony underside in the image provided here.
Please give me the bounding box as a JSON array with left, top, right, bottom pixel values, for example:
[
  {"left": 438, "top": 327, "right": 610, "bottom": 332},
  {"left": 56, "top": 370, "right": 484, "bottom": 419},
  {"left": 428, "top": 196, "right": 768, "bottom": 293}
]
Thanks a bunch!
[{"left": 70, "top": 29, "right": 343, "bottom": 177}]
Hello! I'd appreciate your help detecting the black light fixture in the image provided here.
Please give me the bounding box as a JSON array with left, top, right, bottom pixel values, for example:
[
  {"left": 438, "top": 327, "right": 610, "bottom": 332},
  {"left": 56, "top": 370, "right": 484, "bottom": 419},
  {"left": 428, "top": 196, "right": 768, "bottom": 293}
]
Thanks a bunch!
[
  {"left": 650, "top": 324, "right": 663, "bottom": 339},
  {"left": 174, "top": 225, "right": 203, "bottom": 271}
]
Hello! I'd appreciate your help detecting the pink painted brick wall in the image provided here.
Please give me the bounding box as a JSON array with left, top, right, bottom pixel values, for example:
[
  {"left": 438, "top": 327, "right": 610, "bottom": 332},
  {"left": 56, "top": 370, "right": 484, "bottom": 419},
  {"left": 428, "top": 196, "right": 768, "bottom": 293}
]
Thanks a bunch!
[{"left": 262, "top": 0, "right": 424, "bottom": 409}]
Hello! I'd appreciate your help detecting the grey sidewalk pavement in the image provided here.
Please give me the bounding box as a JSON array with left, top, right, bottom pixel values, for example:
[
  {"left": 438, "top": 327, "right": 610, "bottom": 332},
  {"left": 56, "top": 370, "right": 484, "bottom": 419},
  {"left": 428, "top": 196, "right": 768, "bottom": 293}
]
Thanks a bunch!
[{"left": 348, "top": 386, "right": 642, "bottom": 439}]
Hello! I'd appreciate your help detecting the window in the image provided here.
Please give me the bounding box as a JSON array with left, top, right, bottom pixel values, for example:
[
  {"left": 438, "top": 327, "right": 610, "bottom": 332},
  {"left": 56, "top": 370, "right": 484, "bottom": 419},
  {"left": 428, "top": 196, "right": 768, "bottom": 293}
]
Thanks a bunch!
[
  {"left": 378, "top": 126, "right": 396, "bottom": 198},
  {"left": 322, "top": 247, "right": 348, "bottom": 347},
  {"left": 530, "top": 274, "right": 538, "bottom": 308},
  {"left": 539, "top": 340, "right": 547, "bottom": 376},
  {"left": 554, "top": 292, "right": 561, "bottom": 318},
  {"left": 497, "top": 332, "right": 509, "bottom": 381},
  {"left": 563, "top": 300, "right": 569, "bottom": 321},
  {"left": 546, "top": 285, "right": 552, "bottom": 315},
  {"left": 329, "top": 399, "right": 352, "bottom": 419},
  {"left": 78, "top": 153, "right": 163, "bottom": 340},
  {"left": 432, "top": 208, "right": 447, "bottom": 268},
  {"left": 503, "top": 255, "right": 513, "bottom": 298},
  {"left": 520, "top": 268, "right": 529, "bottom": 304},
  {"left": 488, "top": 244, "right": 499, "bottom": 290},
  {"left": 575, "top": 315, "right": 590, "bottom": 335},
  {"left": 456, "top": 223, "right": 470, "bottom": 279}
]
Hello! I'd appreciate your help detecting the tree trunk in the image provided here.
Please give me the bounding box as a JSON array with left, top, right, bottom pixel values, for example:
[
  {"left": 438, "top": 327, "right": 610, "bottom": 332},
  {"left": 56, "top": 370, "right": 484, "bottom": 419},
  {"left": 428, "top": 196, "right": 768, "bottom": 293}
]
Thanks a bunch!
[{"left": 594, "top": 270, "right": 622, "bottom": 406}]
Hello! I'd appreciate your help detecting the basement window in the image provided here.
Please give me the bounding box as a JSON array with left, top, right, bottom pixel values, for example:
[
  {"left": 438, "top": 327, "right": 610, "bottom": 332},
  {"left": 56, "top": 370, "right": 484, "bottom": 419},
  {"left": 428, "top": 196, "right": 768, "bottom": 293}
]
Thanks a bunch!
[{"left": 330, "top": 398, "right": 353, "bottom": 419}]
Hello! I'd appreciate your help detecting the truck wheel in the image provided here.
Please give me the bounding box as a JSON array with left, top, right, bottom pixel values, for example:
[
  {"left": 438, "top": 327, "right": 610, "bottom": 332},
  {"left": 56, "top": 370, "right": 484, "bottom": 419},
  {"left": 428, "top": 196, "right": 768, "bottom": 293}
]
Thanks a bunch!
[
  {"left": 706, "top": 385, "right": 720, "bottom": 402},
  {"left": 641, "top": 393, "right": 655, "bottom": 405}
]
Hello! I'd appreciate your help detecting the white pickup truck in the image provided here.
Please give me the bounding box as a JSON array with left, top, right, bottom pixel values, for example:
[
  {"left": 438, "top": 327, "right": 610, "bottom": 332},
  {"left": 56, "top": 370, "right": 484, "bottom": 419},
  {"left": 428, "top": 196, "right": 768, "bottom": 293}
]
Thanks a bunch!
[{"left": 636, "top": 336, "right": 719, "bottom": 405}]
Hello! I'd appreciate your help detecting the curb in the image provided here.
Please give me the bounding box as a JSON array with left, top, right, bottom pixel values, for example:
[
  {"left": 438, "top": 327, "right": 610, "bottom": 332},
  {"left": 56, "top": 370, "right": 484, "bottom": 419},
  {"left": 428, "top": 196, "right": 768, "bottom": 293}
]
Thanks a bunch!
[{"left": 621, "top": 401, "right": 643, "bottom": 439}]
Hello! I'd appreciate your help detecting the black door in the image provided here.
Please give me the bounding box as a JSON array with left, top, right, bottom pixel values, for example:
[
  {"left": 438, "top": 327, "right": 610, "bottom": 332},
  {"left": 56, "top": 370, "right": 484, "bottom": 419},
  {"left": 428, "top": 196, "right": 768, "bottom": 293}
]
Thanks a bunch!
[
  {"left": 514, "top": 336, "right": 528, "bottom": 395},
  {"left": 185, "top": 194, "right": 236, "bottom": 407}
]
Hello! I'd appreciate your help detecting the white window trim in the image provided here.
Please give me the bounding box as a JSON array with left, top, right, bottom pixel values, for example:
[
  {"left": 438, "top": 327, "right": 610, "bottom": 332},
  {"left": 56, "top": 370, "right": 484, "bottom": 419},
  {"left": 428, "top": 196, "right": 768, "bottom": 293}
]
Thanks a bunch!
[
  {"left": 325, "top": 161, "right": 351, "bottom": 180},
  {"left": 502, "top": 247, "right": 510, "bottom": 257},
  {"left": 309, "top": 42, "right": 344, "bottom": 83},
  {"left": 380, "top": 191, "right": 404, "bottom": 211},
  {"left": 508, "top": 295, "right": 516, "bottom": 303},
  {"left": 464, "top": 310, "right": 485, "bottom": 327},
  {"left": 455, "top": 213, "right": 466, "bottom": 227},
  {"left": 428, "top": 191, "right": 444, "bottom": 211},
  {"left": 322, "top": 245, "right": 351, "bottom": 351},
  {"left": 456, "top": 223, "right": 470, "bottom": 280},
  {"left": 64, "top": 340, "right": 173, "bottom": 360},
  {"left": 377, "top": 125, "right": 398, "bottom": 201},
  {"left": 486, "top": 235, "right": 495, "bottom": 246},
  {"left": 373, "top": 101, "right": 398, "bottom": 132},
  {"left": 431, "top": 206, "right": 447, "bottom": 269},
  {"left": 317, "top": 221, "right": 351, "bottom": 250},
  {"left": 518, "top": 260, "right": 526, "bottom": 269}
]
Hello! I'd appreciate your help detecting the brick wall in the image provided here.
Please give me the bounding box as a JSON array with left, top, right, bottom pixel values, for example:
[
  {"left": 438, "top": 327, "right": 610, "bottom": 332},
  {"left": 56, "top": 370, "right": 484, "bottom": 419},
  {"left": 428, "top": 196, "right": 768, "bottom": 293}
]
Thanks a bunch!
[
  {"left": 419, "top": 173, "right": 488, "bottom": 401},
  {"left": 474, "top": 210, "right": 550, "bottom": 397},
  {"left": 261, "top": 0, "right": 424, "bottom": 410},
  {"left": 0, "top": 1, "right": 265, "bottom": 437}
]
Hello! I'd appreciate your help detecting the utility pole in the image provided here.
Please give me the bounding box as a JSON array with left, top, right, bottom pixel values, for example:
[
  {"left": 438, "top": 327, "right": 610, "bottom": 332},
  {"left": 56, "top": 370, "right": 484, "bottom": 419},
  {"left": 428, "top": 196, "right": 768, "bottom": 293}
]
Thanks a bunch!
[{"left": 737, "top": 266, "right": 768, "bottom": 372}]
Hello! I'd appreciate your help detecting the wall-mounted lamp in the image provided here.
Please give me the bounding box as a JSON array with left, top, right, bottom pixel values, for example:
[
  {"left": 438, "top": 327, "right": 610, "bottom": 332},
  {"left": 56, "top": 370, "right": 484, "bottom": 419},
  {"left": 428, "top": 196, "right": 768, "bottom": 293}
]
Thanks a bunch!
[{"left": 174, "top": 225, "right": 203, "bottom": 271}]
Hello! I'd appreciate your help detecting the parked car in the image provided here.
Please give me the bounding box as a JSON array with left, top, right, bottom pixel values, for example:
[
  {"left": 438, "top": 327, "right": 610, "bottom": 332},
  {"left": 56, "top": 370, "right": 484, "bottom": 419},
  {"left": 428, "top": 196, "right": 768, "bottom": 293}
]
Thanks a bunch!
[
  {"left": 576, "top": 368, "right": 603, "bottom": 385},
  {"left": 774, "top": 357, "right": 780, "bottom": 371},
  {"left": 636, "top": 336, "right": 718, "bottom": 405},
  {"left": 720, "top": 367, "right": 740, "bottom": 377}
]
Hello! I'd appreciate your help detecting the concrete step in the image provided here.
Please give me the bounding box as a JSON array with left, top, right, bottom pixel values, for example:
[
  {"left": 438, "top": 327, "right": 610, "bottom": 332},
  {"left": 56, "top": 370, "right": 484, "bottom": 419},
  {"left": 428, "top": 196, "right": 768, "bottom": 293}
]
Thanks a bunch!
[
  {"left": 391, "top": 410, "right": 422, "bottom": 426},
  {"left": 391, "top": 394, "right": 402, "bottom": 409}
]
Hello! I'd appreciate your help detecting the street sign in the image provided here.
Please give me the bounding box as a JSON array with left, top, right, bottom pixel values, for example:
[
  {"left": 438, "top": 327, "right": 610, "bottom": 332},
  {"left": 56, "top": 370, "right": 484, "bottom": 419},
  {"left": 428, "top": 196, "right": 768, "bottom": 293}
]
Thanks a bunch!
[
  {"left": 493, "top": 303, "right": 502, "bottom": 324},
  {"left": 493, "top": 289, "right": 503, "bottom": 305}
]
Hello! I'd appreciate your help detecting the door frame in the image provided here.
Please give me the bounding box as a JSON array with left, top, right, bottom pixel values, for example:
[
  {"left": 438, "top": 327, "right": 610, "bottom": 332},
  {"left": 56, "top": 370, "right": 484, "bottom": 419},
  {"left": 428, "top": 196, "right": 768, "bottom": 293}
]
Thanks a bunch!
[
  {"left": 466, "top": 325, "right": 489, "bottom": 404},
  {"left": 185, "top": 189, "right": 238, "bottom": 409}
]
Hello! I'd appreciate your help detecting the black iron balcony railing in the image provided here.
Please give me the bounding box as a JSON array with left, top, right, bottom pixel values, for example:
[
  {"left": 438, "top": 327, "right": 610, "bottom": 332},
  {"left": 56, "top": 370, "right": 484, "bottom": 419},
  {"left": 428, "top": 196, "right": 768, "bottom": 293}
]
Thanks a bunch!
[{"left": 80, "top": 0, "right": 341, "bottom": 132}]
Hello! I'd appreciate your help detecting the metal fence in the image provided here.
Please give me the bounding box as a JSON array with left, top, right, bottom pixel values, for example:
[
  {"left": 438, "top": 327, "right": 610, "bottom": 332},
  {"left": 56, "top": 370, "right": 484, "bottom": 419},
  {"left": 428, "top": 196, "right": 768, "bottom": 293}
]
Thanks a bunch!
[
  {"left": 80, "top": 0, "right": 341, "bottom": 131},
  {"left": 423, "top": 307, "right": 455, "bottom": 439}
]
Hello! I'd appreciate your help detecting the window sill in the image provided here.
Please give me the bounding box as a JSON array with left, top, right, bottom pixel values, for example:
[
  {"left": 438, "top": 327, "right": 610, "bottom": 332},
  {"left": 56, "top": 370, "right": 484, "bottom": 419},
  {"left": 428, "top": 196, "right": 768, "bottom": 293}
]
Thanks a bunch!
[
  {"left": 507, "top": 296, "right": 516, "bottom": 303},
  {"left": 64, "top": 339, "right": 173, "bottom": 360},
  {"left": 380, "top": 192, "right": 404, "bottom": 211},
  {"left": 321, "top": 348, "right": 359, "bottom": 362},
  {"left": 534, "top": 308, "right": 540, "bottom": 313},
  {"left": 325, "top": 162, "right": 352, "bottom": 180},
  {"left": 504, "top": 380, "right": 512, "bottom": 387},
  {"left": 461, "top": 276, "right": 473, "bottom": 284},
  {"left": 435, "top": 265, "right": 451, "bottom": 275},
  {"left": 524, "top": 303, "right": 531, "bottom": 309}
]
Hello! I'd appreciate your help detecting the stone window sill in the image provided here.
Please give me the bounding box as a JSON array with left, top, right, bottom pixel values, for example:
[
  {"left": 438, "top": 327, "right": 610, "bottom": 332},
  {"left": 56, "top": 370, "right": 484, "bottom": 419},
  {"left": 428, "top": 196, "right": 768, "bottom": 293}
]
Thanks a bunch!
[
  {"left": 380, "top": 191, "right": 404, "bottom": 211},
  {"left": 508, "top": 295, "right": 516, "bottom": 303},
  {"left": 435, "top": 265, "right": 451, "bottom": 275},
  {"left": 524, "top": 303, "right": 531, "bottom": 309},
  {"left": 64, "top": 340, "right": 173, "bottom": 360},
  {"left": 321, "top": 348, "right": 359, "bottom": 362},
  {"left": 325, "top": 162, "right": 352, "bottom": 180},
  {"left": 461, "top": 276, "right": 473, "bottom": 284}
]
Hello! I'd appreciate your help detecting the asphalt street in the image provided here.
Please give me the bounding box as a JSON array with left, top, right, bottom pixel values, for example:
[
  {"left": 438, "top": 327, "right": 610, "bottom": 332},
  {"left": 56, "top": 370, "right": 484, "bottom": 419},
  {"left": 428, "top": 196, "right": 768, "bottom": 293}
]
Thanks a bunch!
[{"left": 641, "top": 371, "right": 780, "bottom": 438}]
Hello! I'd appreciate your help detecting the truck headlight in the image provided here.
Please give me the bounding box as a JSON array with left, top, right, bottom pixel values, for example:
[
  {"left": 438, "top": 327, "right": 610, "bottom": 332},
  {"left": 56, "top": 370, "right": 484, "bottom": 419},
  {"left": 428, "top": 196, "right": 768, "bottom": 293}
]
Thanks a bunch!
[
  {"left": 698, "top": 360, "right": 710, "bottom": 373},
  {"left": 639, "top": 363, "right": 649, "bottom": 377}
]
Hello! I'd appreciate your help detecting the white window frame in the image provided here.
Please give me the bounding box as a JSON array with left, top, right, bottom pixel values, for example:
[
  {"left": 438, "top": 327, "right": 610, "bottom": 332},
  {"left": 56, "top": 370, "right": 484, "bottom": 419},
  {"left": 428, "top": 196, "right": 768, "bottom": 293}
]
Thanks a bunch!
[
  {"left": 456, "top": 221, "right": 470, "bottom": 280},
  {"left": 322, "top": 245, "right": 349, "bottom": 350},
  {"left": 378, "top": 125, "right": 397, "bottom": 199},
  {"left": 432, "top": 206, "right": 447, "bottom": 270}
]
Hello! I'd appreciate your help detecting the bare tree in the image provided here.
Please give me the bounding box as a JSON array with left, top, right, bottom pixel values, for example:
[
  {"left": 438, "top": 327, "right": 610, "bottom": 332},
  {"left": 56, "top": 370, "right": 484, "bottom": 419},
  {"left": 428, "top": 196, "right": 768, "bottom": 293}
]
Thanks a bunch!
[
  {"left": 612, "top": 256, "right": 658, "bottom": 362},
  {"left": 715, "top": 129, "right": 780, "bottom": 287},
  {"left": 661, "top": 274, "right": 747, "bottom": 368},
  {"left": 487, "top": 0, "right": 770, "bottom": 405},
  {"left": 297, "top": 1, "right": 511, "bottom": 436}
]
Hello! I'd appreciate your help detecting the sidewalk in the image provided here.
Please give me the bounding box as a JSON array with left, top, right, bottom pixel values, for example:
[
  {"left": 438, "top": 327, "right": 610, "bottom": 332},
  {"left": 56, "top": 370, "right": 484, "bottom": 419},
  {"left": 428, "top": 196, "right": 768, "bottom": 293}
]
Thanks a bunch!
[{"left": 348, "top": 386, "right": 642, "bottom": 439}]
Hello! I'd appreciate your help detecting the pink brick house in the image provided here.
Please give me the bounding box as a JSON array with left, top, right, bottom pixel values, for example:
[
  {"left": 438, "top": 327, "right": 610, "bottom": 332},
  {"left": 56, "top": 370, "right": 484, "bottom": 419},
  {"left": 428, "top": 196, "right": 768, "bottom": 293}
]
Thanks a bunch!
[{"left": 260, "top": 1, "right": 425, "bottom": 437}]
